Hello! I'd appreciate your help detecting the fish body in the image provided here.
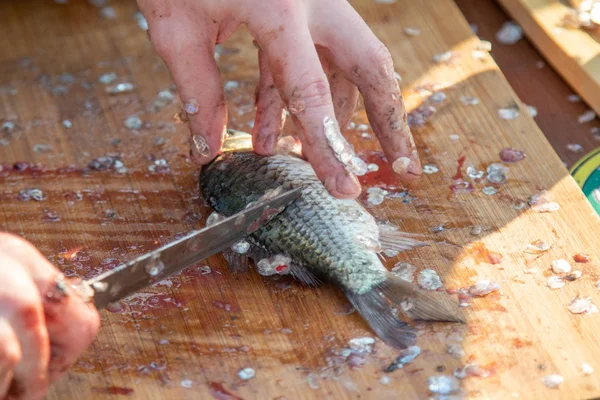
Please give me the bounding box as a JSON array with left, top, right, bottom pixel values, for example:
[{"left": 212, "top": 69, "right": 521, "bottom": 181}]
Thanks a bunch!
[{"left": 200, "top": 131, "right": 462, "bottom": 348}]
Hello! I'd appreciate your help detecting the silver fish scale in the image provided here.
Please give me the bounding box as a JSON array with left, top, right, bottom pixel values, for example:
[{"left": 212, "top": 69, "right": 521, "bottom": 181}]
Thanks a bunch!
[{"left": 201, "top": 151, "right": 387, "bottom": 294}]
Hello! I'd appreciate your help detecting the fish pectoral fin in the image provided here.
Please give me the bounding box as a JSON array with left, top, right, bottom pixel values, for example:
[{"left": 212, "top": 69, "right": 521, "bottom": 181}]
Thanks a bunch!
[
  {"left": 379, "top": 274, "right": 465, "bottom": 323},
  {"left": 226, "top": 241, "right": 271, "bottom": 274},
  {"left": 345, "top": 289, "right": 416, "bottom": 349},
  {"left": 377, "top": 224, "right": 429, "bottom": 253},
  {"left": 288, "top": 263, "right": 321, "bottom": 287},
  {"left": 244, "top": 245, "right": 321, "bottom": 286},
  {"left": 222, "top": 249, "right": 250, "bottom": 273}
]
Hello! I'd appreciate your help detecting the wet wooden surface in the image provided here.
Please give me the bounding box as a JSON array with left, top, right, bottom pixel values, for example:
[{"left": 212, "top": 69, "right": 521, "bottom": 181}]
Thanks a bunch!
[
  {"left": 457, "top": 0, "right": 600, "bottom": 168},
  {"left": 1, "top": 0, "right": 600, "bottom": 399}
]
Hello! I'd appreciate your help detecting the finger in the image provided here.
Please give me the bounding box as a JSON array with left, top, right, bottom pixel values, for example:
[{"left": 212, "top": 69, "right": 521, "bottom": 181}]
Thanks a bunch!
[
  {"left": 247, "top": 9, "right": 362, "bottom": 199},
  {"left": 0, "top": 319, "right": 20, "bottom": 398},
  {"left": 144, "top": 7, "right": 227, "bottom": 164},
  {"left": 253, "top": 48, "right": 287, "bottom": 155},
  {"left": 328, "top": 67, "right": 358, "bottom": 130},
  {"left": 43, "top": 277, "right": 100, "bottom": 383},
  {"left": 311, "top": 5, "right": 422, "bottom": 180},
  {"left": 0, "top": 262, "right": 49, "bottom": 400},
  {"left": 317, "top": 46, "right": 358, "bottom": 130},
  {"left": 0, "top": 234, "right": 100, "bottom": 384}
]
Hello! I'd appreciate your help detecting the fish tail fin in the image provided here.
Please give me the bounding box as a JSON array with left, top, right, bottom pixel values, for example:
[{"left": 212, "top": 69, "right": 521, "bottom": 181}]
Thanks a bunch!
[
  {"left": 345, "top": 289, "right": 416, "bottom": 349},
  {"left": 346, "top": 274, "right": 464, "bottom": 349},
  {"left": 379, "top": 273, "right": 465, "bottom": 323}
]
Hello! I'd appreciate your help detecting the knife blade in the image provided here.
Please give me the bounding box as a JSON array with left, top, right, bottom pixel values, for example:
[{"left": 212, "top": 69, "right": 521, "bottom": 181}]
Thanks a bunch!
[{"left": 85, "top": 187, "right": 302, "bottom": 309}]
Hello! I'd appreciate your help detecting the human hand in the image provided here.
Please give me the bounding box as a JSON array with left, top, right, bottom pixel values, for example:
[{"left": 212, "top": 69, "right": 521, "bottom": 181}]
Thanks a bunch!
[
  {"left": 138, "top": 0, "right": 422, "bottom": 199},
  {"left": 0, "top": 233, "right": 100, "bottom": 400}
]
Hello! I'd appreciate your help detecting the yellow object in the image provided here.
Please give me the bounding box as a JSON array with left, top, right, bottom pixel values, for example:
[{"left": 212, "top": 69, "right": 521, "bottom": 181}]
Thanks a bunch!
[{"left": 570, "top": 147, "right": 600, "bottom": 214}]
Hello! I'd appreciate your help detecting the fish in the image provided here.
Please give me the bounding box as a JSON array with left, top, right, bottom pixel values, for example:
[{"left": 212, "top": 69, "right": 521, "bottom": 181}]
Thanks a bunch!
[{"left": 199, "top": 130, "right": 463, "bottom": 349}]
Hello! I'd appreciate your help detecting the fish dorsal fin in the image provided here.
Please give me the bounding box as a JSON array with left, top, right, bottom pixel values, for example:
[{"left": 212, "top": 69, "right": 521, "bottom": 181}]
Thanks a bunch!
[{"left": 377, "top": 224, "right": 429, "bottom": 253}]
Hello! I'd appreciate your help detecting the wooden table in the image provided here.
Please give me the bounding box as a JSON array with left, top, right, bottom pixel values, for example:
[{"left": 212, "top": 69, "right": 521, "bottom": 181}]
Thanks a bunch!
[
  {"left": 1, "top": 0, "right": 599, "bottom": 399},
  {"left": 457, "top": 0, "right": 600, "bottom": 169},
  {"left": 496, "top": 0, "right": 600, "bottom": 117}
]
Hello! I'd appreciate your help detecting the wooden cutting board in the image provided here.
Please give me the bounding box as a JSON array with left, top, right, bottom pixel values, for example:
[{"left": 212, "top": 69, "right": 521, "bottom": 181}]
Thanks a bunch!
[{"left": 0, "top": 0, "right": 599, "bottom": 399}]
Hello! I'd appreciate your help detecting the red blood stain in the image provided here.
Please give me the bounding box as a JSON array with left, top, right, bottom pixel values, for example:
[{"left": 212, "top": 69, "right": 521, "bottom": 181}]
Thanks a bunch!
[
  {"left": 274, "top": 265, "right": 287, "bottom": 273},
  {"left": 357, "top": 151, "right": 401, "bottom": 189},
  {"left": 92, "top": 387, "right": 134, "bottom": 395},
  {"left": 512, "top": 338, "right": 533, "bottom": 348},
  {"left": 453, "top": 155, "right": 466, "bottom": 180},
  {"left": 208, "top": 382, "right": 243, "bottom": 400},
  {"left": 468, "top": 243, "right": 503, "bottom": 265},
  {"left": 573, "top": 253, "right": 590, "bottom": 263}
]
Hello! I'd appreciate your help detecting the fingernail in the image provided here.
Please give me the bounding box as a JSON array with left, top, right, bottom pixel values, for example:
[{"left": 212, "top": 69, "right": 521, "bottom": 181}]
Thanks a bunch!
[
  {"left": 263, "top": 135, "right": 277, "bottom": 154},
  {"left": 192, "top": 134, "right": 211, "bottom": 158},
  {"left": 408, "top": 149, "right": 422, "bottom": 175},
  {"left": 392, "top": 156, "right": 411, "bottom": 175},
  {"left": 335, "top": 171, "right": 361, "bottom": 197}
]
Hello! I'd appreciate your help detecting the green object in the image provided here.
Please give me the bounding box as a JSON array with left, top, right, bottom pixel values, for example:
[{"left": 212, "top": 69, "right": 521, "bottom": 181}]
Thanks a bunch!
[{"left": 570, "top": 148, "right": 600, "bottom": 215}]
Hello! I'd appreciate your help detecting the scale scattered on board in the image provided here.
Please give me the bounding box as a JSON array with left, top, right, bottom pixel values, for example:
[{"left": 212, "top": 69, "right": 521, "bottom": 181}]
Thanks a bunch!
[{"left": 571, "top": 148, "right": 600, "bottom": 215}]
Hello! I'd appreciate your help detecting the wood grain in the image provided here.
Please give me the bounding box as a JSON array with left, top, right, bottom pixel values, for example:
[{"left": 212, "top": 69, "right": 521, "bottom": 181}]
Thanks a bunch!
[
  {"left": 457, "top": 0, "right": 600, "bottom": 168},
  {"left": 496, "top": 0, "right": 600, "bottom": 116},
  {"left": 0, "top": 0, "right": 599, "bottom": 399}
]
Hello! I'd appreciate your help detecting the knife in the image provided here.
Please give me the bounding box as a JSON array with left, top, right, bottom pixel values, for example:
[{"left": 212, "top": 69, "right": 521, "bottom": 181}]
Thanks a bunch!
[{"left": 83, "top": 187, "right": 302, "bottom": 309}]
